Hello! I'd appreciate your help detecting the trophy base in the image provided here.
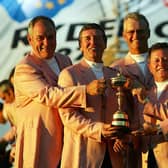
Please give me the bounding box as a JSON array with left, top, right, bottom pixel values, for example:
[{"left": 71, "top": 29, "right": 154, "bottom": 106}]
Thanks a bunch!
[{"left": 111, "top": 111, "right": 130, "bottom": 134}]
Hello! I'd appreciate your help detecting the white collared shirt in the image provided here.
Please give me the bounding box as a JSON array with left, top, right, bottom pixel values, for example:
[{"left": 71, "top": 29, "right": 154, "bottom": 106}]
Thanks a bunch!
[
  {"left": 84, "top": 58, "right": 103, "bottom": 79},
  {"left": 130, "top": 53, "right": 148, "bottom": 76},
  {"left": 45, "top": 57, "right": 60, "bottom": 75},
  {"left": 155, "top": 80, "right": 168, "bottom": 99}
]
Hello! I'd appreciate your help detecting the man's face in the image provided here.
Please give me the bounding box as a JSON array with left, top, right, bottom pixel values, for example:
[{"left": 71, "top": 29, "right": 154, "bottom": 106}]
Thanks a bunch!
[
  {"left": 123, "top": 18, "right": 150, "bottom": 54},
  {"left": 148, "top": 48, "right": 168, "bottom": 82},
  {"left": 79, "top": 29, "right": 106, "bottom": 63},
  {"left": 27, "top": 20, "right": 56, "bottom": 59},
  {"left": 0, "top": 89, "right": 14, "bottom": 103},
  {"left": 0, "top": 110, "right": 6, "bottom": 124}
]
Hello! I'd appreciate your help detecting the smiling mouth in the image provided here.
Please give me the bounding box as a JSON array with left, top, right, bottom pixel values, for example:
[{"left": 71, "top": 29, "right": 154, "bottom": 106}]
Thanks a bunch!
[
  {"left": 89, "top": 47, "right": 96, "bottom": 51},
  {"left": 40, "top": 47, "right": 49, "bottom": 52},
  {"left": 157, "top": 68, "right": 168, "bottom": 72},
  {"left": 132, "top": 40, "right": 140, "bottom": 44}
]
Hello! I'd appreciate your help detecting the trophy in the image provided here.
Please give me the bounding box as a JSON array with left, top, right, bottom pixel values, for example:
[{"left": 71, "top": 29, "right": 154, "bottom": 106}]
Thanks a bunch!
[{"left": 111, "top": 72, "right": 130, "bottom": 133}]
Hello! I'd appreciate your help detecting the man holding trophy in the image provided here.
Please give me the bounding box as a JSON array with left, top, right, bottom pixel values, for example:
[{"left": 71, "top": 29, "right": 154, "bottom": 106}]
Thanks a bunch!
[{"left": 58, "top": 23, "right": 137, "bottom": 168}]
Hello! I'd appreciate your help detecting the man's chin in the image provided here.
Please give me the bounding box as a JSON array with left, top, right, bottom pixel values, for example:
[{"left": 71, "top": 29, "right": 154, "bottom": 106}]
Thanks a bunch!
[
  {"left": 39, "top": 53, "right": 53, "bottom": 59},
  {"left": 157, "top": 72, "right": 168, "bottom": 81}
]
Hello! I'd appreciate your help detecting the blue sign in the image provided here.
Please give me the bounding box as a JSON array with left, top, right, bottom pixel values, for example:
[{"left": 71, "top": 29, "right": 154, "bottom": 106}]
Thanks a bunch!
[{"left": 0, "top": 0, "right": 74, "bottom": 22}]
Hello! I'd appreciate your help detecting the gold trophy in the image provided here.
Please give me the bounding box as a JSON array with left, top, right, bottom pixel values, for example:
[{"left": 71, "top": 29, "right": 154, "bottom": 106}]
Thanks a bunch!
[{"left": 111, "top": 72, "right": 130, "bottom": 133}]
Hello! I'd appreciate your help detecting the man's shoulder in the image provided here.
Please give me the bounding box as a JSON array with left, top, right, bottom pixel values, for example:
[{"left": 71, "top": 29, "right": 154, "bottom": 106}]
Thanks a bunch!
[
  {"left": 110, "top": 57, "right": 126, "bottom": 69},
  {"left": 61, "top": 61, "right": 81, "bottom": 73},
  {"left": 17, "top": 53, "right": 30, "bottom": 64},
  {"left": 55, "top": 52, "right": 71, "bottom": 61},
  {"left": 15, "top": 54, "right": 38, "bottom": 72},
  {"left": 110, "top": 53, "right": 133, "bottom": 68},
  {"left": 55, "top": 52, "right": 72, "bottom": 67}
]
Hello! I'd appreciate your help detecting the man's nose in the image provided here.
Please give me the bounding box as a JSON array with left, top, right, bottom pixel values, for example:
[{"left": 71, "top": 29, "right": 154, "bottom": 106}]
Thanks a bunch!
[
  {"left": 132, "top": 30, "right": 140, "bottom": 38},
  {"left": 43, "top": 37, "right": 49, "bottom": 45}
]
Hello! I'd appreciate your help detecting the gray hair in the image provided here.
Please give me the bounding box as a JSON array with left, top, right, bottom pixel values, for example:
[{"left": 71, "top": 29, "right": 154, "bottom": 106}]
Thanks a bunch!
[
  {"left": 123, "top": 12, "right": 150, "bottom": 31},
  {"left": 28, "top": 16, "right": 56, "bottom": 35}
]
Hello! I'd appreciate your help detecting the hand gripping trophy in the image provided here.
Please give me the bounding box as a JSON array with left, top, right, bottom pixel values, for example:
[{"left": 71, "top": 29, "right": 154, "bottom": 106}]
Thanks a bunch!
[{"left": 111, "top": 71, "right": 130, "bottom": 133}]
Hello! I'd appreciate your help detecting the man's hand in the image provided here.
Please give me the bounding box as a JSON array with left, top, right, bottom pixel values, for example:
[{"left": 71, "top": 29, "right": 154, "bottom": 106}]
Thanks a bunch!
[
  {"left": 101, "top": 124, "right": 124, "bottom": 140},
  {"left": 86, "top": 79, "right": 106, "bottom": 96},
  {"left": 123, "top": 77, "right": 133, "bottom": 89},
  {"left": 9, "top": 145, "right": 15, "bottom": 163},
  {"left": 113, "top": 139, "right": 128, "bottom": 152},
  {"left": 123, "top": 77, "right": 144, "bottom": 90},
  {"left": 132, "top": 87, "right": 148, "bottom": 104},
  {"left": 143, "top": 122, "right": 158, "bottom": 135}
]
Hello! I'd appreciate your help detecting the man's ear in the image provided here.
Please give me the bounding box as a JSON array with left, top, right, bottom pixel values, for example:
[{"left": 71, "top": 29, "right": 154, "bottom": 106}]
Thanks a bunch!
[
  {"left": 79, "top": 48, "right": 83, "bottom": 53},
  {"left": 147, "top": 61, "right": 152, "bottom": 73},
  {"left": 78, "top": 40, "right": 83, "bottom": 52},
  {"left": 122, "top": 31, "right": 126, "bottom": 40},
  {"left": 79, "top": 45, "right": 83, "bottom": 52},
  {"left": 27, "top": 34, "right": 31, "bottom": 44},
  {"left": 147, "top": 29, "right": 150, "bottom": 38}
]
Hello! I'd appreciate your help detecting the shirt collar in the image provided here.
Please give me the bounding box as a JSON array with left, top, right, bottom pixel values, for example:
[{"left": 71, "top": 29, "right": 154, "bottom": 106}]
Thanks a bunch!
[
  {"left": 84, "top": 58, "right": 103, "bottom": 70},
  {"left": 130, "top": 52, "right": 148, "bottom": 63}
]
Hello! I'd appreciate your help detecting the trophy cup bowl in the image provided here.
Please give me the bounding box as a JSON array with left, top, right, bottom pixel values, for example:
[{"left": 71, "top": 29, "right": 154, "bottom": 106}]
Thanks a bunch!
[{"left": 110, "top": 73, "right": 130, "bottom": 133}]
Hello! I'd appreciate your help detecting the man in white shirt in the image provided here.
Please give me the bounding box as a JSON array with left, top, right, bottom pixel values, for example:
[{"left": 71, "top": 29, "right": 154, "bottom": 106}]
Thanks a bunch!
[
  {"left": 58, "top": 23, "right": 132, "bottom": 168},
  {"left": 110, "top": 12, "right": 155, "bottom": 168},
  {"left": 142, "top": 42, "right": 168, "bottom": 168}
]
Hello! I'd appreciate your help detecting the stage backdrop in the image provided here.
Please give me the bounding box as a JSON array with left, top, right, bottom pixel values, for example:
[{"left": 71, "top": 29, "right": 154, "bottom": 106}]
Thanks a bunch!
[{"left": 0, "top": 0, "right": 168, "bottom": 81}]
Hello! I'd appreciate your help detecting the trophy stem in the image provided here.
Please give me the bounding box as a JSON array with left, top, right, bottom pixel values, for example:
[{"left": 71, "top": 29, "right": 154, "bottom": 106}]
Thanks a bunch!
[{"left": 116, "top": 86, "right": 124, "bottom": 111}]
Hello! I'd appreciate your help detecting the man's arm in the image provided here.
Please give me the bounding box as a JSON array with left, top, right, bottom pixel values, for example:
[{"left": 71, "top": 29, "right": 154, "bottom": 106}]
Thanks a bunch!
[{"left": 14, "top": 64, "right": 104, "bottom": 109}]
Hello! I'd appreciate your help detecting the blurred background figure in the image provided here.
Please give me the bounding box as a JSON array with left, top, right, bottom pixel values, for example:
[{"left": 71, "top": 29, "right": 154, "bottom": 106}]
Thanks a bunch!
[
  {"left": 0, "top": 102, "right": 14, "bottom": 168},
  {"left": 0, "top": 80, "right": 16, "bottom": 126},
  {"left": 0, "top": 79, "right": 17, "bottom": 167}
]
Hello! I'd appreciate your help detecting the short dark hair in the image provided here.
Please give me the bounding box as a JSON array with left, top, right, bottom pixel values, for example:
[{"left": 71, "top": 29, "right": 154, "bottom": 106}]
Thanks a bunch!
[
  {"left": 78, "top": 23, "right": 107, "bottom": 47},
  {"left": 0, "top": 80, "right": 14, "bottom": 93},
  {"left": 148, "top": 42, "right": 168, "bottom": 61},
  {"left": 28, "top": 16, "right": 56, "bottom": 35}
]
